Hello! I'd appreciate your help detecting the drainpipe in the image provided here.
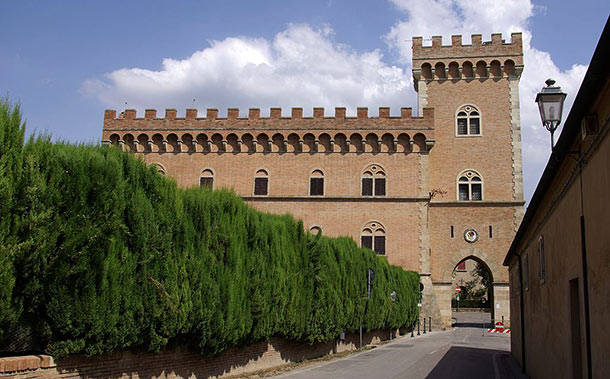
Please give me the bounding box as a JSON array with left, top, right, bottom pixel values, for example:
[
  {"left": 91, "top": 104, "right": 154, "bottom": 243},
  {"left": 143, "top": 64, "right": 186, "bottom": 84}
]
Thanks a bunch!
[
  {"left": 576, "top": 148, "right": 592, "bottom": 379},
  {"left": 517, "top": 254, "right": 526, "bottom": 373}
]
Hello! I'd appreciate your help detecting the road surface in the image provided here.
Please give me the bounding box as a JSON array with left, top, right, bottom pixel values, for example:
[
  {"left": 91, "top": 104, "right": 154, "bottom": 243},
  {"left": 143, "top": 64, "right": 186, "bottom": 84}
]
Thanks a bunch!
[{"left": 274, "top": 312, "right": 527, "bottom": 379}]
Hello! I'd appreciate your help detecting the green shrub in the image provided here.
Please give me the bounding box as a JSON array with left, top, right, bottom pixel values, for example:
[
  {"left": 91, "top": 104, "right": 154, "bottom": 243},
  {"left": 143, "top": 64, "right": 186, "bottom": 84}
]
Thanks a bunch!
[{"left": 0, "top": 100, "right": 419, "bottom": 357}]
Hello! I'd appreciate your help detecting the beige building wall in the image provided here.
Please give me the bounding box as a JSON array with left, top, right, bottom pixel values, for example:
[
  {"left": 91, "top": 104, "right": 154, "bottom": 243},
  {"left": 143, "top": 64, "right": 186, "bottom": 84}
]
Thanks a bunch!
[{"left": 506, "top": 36, "right": 609, "bottom": 378}]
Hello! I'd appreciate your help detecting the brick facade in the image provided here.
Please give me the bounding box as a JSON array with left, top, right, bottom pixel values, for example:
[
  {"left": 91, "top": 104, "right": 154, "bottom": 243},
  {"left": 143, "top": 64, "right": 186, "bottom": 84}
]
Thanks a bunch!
[{"left": 101, "top": 33, "right": 524, "bottom": 329}]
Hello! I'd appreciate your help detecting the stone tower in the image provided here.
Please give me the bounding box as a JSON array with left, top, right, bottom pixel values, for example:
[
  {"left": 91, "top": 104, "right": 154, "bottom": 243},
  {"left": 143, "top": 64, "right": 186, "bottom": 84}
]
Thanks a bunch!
[{"left": 412, "top": 33, "right": 524, "bottom": 327}]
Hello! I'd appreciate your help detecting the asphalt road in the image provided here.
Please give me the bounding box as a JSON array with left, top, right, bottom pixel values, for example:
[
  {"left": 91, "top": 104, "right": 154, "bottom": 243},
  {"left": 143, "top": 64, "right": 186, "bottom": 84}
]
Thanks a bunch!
[{"left": 274, "top": 312, "right": 527, "bottom": 379}]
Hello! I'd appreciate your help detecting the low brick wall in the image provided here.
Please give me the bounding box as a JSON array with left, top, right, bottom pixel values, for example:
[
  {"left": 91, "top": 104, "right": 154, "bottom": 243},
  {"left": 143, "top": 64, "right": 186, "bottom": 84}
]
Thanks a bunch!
[{"left": 1, "top": 329, "right": 399, "bottom": 378}]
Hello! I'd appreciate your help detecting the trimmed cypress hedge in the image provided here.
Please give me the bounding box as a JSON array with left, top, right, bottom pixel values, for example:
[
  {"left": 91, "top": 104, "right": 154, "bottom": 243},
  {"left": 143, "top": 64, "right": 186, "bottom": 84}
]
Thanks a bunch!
[{"left": 0, "top": 99, "right": 419, "bottom": 358}]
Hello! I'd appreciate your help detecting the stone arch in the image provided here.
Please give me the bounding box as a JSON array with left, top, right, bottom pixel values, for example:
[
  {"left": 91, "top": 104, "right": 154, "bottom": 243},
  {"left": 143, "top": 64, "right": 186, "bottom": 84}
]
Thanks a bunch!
[
  {"left": 195, "top": 133, "right": 209, "bottom": 153},
  {"left": 226, "top": 133, "right": 239, "bottom": 153},
  {"left": 489, "top": 60, "right": 502, "bottom": 79},
  {"left": 365, "top": 133, "right": 379, "bottom": 153},
  {"left": 303, "top": 133, "right": 316, "bottom": 154},
  {"left": 109, "top": 133, "right": 120, "bottom": 146},
  {"left": 462, "top": 61, "right": 474, "bottom": 78},
  {"left": 318, "top": 133, "right": 332, "bottom": 153},
  {"left": 421, "top": 63, "right": 433, "bottom": 80},
  {"left": 123, "top": 133, "right": 135, "bottom": 152},
  {"left": 211, "top": 133, "right": 224, "bottom": 153},
  {"left": 181, "top": 133, "right": 195, "bottom": 153},
  {"left": 349, "top": 133, "right": 363, "bottom": 153},
  {"left": 397, "top": 133, "right": 411, "bottom": 153},
  {"left": 381, "top": 133, "right": 394, "bottom": 153},
  {"left": 167, "top": 133, "right": 180, "bottom": 153},
  {"left": 413, "top": 132, "right": 426, "bottom": 152},
  {"left": 434, "top": 62, "right": 446, "bottom": 79},
  {"left": 151, "top": 133, "right": 164, "bottom": 153},
  {"left": 137, "top": 133, "right": 150, "bottom": 153},
  {"left": 448, "top": 61, "right": 460, "bottom": 79},
  {"left": 287, "top": 133, "right": 300, "bottom": 153},
  {"left": 272, "top": 133, "right": 285, "bottom": 153},
  {"left": 442, "top": 247, "right": 501, "bottom": 284},
  {"left": 475, "top": 60, "right": 488, "bottom": 78},
  {"left": 504, "top": 59, "right": 516, "bottom": 77},
  {"left": 241, "top": 133, "right": 255, "bottom": 153},
  {"left": 334, "top": 133, "right": 348, "bottom": 154},
  {"left": 256, "top": 133, "right": 270, "bottom": 153}
]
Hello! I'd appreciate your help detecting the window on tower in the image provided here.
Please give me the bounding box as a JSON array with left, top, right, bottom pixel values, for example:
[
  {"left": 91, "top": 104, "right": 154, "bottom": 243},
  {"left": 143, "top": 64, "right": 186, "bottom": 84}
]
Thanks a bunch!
[
  {"left": 456, "top": 105, "right": 482, "bottom": 136},
  {"left": 457, "top": 170, "right": 483, "bottom": 201}
]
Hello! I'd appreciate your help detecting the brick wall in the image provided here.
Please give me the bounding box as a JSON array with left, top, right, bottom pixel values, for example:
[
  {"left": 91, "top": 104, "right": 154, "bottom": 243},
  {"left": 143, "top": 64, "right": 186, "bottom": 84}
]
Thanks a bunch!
[{"left": 0, "top": 329, "right": 398, "bottom": 378}]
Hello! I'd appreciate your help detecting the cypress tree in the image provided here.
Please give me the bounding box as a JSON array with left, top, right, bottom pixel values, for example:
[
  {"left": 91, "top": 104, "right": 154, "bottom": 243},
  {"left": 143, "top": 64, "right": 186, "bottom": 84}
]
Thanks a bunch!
[{"left": 0, "top": 101, "right": 419, "bottom": 357}]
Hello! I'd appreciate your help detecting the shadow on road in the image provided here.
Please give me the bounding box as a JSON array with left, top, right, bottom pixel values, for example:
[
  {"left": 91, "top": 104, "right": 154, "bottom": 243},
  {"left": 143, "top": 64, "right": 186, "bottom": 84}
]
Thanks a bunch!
[{"left": 425, "top": 346, "right": 523, "bottom": 379}]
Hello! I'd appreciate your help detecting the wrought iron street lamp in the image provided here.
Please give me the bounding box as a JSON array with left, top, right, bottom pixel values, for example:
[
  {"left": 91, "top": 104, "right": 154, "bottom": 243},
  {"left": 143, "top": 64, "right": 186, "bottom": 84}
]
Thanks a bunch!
[{"left": 535, "top": 78, "right": 567, "bottom": 149}]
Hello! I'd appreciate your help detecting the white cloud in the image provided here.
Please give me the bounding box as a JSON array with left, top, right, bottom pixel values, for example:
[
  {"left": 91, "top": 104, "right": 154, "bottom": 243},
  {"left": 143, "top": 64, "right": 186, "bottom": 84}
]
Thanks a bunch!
[
  {"left": 83, "top": 1, "right": 587, "bottom": 202},
  {"left": 385, "top": 0, "right": 586, "bottom": 203},
  {"left": 82, "top": 24, "right": 410, "bottom": 117}
]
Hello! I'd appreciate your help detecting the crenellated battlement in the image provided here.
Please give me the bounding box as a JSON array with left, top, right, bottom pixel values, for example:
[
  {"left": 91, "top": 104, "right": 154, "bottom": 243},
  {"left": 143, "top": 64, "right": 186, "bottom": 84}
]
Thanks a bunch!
[
  {"left": 413, "top": 33, "right": 522, "bottom": 61},
  {"left": 412, "top": 33, "right": 523, "bottom": 86},
  {"left": 102, "top": 107, "right": 435, "bottom": 154},
  {"left": 104, "top": 106, "right": 430, "bottom": 122}
]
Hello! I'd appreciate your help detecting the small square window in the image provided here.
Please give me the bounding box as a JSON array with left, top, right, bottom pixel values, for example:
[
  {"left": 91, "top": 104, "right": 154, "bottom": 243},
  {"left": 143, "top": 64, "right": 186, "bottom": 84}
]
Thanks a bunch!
[
  {"left": 374, "top": 178, "right": 386, "bottom": 196},
  {"left": 254, "top": 177, "right": 268, "bottom": 196},
  {"left": 459, "top": 184, "right": 469, "bottom": 201},
  {"left": 374, "top": 236, "right": 386, "bottom": 255},
  {"left": 310, "top": 177, "right": 324, "bottom": 196},
  {"left": 361, "top": 235, "right": 373, "bottom": 250},
  {"left": 200, "top": 177, "right": 213, "bottom": 189},
  {"left": 470, "top": 118, "right": 480, "bottom": 134},
  {"left": 362, "top": 177, "right": 373, "bottom": 196}
]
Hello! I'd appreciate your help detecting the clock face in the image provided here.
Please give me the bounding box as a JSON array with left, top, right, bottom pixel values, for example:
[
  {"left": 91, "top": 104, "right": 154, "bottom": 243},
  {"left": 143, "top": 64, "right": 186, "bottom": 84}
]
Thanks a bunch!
[{"left": 464, "top": 228, "right": 478, "bottom": 243}]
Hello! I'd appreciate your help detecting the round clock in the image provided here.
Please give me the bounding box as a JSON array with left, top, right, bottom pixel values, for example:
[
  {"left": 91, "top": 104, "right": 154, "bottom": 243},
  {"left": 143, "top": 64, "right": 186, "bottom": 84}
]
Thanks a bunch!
[{"left": 464, "top": 228, "right": 478, "bottom": 243}]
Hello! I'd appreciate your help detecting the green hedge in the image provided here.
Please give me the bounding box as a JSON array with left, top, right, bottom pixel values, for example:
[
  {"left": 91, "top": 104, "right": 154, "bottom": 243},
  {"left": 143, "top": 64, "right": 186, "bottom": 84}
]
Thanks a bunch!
[{"left": 0, "top": 99, "right": 419, "bottom": 357}]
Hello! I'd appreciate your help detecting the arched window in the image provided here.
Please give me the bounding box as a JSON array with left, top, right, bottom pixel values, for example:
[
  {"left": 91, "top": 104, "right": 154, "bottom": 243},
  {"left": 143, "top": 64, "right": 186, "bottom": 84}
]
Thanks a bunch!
[
  {"left": 200, "top": 168, "right": 214, "bottom": 189},
  {"left": 361, "top": 221, "right": 386, "bottom": 255},
  {"left": 310, "top": 169, "right": 324, "bottom": 196},
  {"left": 254, "top": 169, "right": 269, "bottom": 196},
  {"left": 153, "top": 163, "right": 166, "bottom": 176},
  {"left": 457, "top": 170, "right": 483, "bottom": 201},
  {"left": 456, "top": 105, "right": 481, "bottom": 136},
  {"left": 361, "top": 164, "right": 386, "bottom": 196},
  {"left": 309, "top": 225, "right": 322, "bottom": 235}
]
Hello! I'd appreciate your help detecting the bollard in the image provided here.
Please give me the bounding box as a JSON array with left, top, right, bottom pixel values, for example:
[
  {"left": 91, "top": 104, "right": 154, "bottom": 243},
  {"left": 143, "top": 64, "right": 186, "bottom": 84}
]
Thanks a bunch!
[
  {"left": 429, "top": 317, "right": 432, "bottom": 332},
  {"left": 423, "top": 318, "right": 426, "bottom": 334},
  {"left": 359, "top": 325, "right": 363, "bottom": 349},
  {"left": 502, "top": 315, "right": 504, "bottom": 326},
  {"left": 417, "top": 318, "right": 420, "bottom": 335},
  {"left": 411, "top": 321, "right": 414, "bottom": 338}
]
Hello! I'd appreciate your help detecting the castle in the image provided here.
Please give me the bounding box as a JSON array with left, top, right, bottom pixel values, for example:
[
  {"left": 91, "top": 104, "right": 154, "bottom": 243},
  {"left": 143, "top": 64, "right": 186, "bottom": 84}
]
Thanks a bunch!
[{"left": 102, "top": 33, "right": 524, "bottom": 328}]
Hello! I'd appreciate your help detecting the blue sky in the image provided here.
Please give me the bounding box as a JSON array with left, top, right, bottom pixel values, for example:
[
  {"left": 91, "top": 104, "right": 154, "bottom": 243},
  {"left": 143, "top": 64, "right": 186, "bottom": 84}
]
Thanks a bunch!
[{"left": 1, "top": 0, "right": 608, "bottom": 202}]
